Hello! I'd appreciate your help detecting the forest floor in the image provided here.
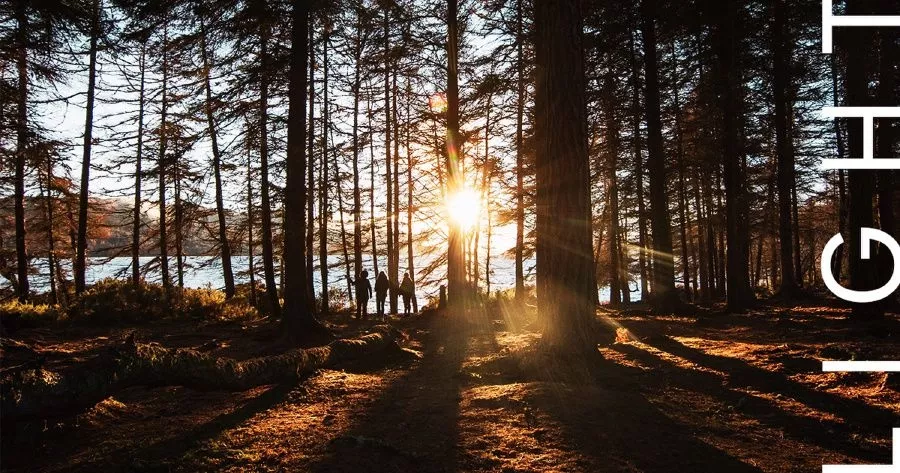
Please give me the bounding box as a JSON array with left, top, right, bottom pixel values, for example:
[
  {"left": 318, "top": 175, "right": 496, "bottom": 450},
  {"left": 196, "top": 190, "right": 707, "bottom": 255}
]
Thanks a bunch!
[{"left": 1, "top": 301, "right": 899, "bottom": 472}]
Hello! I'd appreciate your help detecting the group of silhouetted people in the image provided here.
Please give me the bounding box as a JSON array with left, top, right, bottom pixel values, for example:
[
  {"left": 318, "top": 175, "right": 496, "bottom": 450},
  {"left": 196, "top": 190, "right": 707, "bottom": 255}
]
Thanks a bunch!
[{"left": 347, "top": 270, "right": 416, "bottom": 320}]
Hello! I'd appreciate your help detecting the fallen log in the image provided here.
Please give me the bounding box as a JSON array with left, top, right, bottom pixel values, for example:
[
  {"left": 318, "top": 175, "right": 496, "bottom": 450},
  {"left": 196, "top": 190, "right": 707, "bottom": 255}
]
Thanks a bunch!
[{"left": 1, "top": 326, "right": 403, "bottom": 421}]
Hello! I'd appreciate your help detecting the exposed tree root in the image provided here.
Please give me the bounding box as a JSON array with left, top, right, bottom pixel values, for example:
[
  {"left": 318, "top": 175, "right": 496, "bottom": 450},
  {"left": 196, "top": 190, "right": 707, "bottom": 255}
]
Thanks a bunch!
[{"left": 1, "top": 326, "right": 404, "bottom": 421}]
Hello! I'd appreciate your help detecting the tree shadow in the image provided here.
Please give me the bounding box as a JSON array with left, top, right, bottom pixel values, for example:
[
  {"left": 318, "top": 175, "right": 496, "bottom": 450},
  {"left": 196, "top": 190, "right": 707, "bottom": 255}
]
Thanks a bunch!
[
  {"left": 307, "top": 316, "right": 474, "bottom": 473},
  {"left": 609, "top": 341, "right": 892, "bottom": 464},
  {"left": 91, "top": 383, "right": 297, "bottom": 471},
  {"left": 519, "top": 353, "right": 766, "bottom": 472}
]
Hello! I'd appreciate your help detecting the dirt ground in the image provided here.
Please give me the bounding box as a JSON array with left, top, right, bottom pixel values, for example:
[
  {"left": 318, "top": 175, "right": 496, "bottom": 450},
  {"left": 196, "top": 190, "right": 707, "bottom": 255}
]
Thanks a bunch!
[{"left": 1, "top": 303, "right": 899, "bottom": 473}]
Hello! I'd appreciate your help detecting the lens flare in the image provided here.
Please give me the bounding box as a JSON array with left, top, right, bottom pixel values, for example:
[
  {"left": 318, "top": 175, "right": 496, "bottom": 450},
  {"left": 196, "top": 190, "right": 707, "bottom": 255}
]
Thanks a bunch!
[{"left": 445, "top": 187, "right": 480, "bottom": 231}]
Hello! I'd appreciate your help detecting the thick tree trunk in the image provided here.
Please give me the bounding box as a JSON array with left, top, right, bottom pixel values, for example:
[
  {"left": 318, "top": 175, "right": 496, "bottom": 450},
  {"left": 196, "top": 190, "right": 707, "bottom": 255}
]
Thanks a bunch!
[
  {"left": 258, "top": 23, "right": 281, "bottom": 317},
  {"left": 1, "top": 328, "right": 401, "bottom": 421},
  {"left": 715, "top": 0, "right": 753, "bottom": 309},
  {"left": 533, "top": 0, "right": 601, "bottom": 349},
  {"left": 75, "top": 0, "right": 100, "bottom": 296},
  {"left": 641, "top": 0, "right": 677, "bottom": 307},
  {"left": 283, "top": 0, "right": 319, "bottom": 333},
  {"left": 446, "top": 0, "right": 466, "bottom": 309},
  {"left": 200, "top": 18, "right": 235, "bottom": 299}
]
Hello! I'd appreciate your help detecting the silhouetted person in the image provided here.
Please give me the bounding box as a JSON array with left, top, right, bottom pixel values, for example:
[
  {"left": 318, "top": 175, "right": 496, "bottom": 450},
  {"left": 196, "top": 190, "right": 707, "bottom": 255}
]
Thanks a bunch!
[
  {"left": 374, "top": 271, "right": 390, "bottom": 320},
  {"left": 400, "top": 272, "right": 415, "bottom": 317},
  {"left": 347, "top": 270, "right": 372, "bottom": 319}
]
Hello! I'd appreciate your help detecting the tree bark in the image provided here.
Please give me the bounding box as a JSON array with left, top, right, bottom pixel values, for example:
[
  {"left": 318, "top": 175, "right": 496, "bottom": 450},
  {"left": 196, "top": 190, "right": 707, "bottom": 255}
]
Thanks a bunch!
[
  {"left": 1, "top": 328, "right": 401, "bottom": 421},
  {"left": 283, "top": 0, "right": 319, "bottom": 332},
  {"left": 14, "top": 0, "right": 30, "bottom": 302},
  {"left": 715, "top": 0, "right": 753, "bottom": 309},
  {"left": 446, "top": 0, "right": 466, "bottom": 309},
  {"left": 533, "top": 0, "right": 601, "bottom": 349},
  {"left": 641, "top": 0, "right": 677, "bottom": 307}
]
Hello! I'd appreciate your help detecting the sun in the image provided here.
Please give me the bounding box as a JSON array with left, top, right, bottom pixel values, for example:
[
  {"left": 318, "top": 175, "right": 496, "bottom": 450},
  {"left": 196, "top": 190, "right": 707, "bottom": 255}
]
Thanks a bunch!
[{"left": 445, "top": 187, "right": 481, "bottom": 231}]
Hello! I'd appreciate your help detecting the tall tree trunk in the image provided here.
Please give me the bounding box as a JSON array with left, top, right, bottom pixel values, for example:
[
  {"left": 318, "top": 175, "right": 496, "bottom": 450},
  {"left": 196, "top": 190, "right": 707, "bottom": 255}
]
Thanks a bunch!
[
  {"left": 259, "top": 21, "right": 281, "bottom": 317},
  {"left": 533, "top": 0, "right": 599, "bottom": 349},
  {"left": 406, "top": 79, "right": 417, "bottom": 312},
  {"left": 670, "top": 43, "right": 691, "bottom": 301},
  {"left": 159, "top": 23, "right": 171, "bottom": 291},
  {"left": 641, "top": 0, "right": 676, "bottom": 307},
  {"left": 772, "top": 0, "right": 797, "bottom": 295},
  {"left": 693, "top": 169, "right": 709, "bottom": 301},
  {"left": 629, "top": 25, "right": 649, "bottom": 302},
  {"left": 446, "top": 0, "right": 466, "bottom": 308},
  {"left": 392, "top": 71, "right": 401, "bottom": 313},
  {"left": 14, "top": 0, "right": 30, "bottom": 302},
  {"left": 351, "top": 13, "right": 364, "bottom": 280},
  {"left": 368, "top": 98, "right": 379, "bottom": 275},
  {"left": 200, "top": 17, "right": 235, "bottom": 299},
  {"left": 75, "top": 0, "right": 100, "bottom": 295},
  {"left": 132, "top": 42, "right": 146, "bottom": 286},
  {"left": 384, "top": 5, "right": 396, "bottom": 311},
  {"left": 319, "top": 20, "right": 330, "bottom": 313},
  {"left": 513, "top": 0, "right": 526, "bottom": 301},
  {"left": 715, "top": 0, "right": 753, "bottom": 309},
  {"left": 174, "top": 159, "right": 184, "bottom": 288},
  {"left": 283, "top": 0, "right": 319, "bottom": 332},
  {"left": 602, "top": 76, "right": 621, "bottom": 306},
  {"left": 390, "top": 67, "right": 401, "bottom": 314},
  {"left": 247, "top": 146, "right": 256, "bottom": 307},
  {"left": 307, "top": 21, "right": 316, "bottom": 305},
  {"left": 43, "top": 147, "right": 57, "bottom": 304}
]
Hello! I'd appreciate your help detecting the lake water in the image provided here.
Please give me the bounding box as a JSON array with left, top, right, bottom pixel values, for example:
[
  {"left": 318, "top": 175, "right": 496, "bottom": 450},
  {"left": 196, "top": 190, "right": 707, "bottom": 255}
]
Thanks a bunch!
[{"left": 5, "top": 255, "right": 641, "bottom": 305}]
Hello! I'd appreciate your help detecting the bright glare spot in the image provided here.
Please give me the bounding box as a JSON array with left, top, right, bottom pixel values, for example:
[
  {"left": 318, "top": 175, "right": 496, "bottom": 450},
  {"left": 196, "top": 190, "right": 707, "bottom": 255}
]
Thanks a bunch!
[
  {"left": 446, "top": 187, "right": 480, "bottom": 231},
  {"left": 429, "top": 93, "right": 447, "bottom": 112}
]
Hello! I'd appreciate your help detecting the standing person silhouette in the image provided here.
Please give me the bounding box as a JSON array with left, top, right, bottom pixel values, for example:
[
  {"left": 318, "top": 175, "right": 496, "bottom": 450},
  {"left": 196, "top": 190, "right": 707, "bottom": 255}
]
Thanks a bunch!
[
  {"left": 347, "top": 270, "right": 372, "bottom": 319},
  {"left": 374, "top": 271, "right": 390, "bottom": 320},
  {"left": 400, "top": 272, "right": 415, "bottom": 317}
]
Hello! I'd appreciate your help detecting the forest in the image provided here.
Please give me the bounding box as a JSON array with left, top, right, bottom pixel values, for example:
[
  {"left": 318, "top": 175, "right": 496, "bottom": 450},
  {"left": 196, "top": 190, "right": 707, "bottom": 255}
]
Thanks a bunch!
[{"left": 0, "top": 0, "right": 898, "bottom": 471}]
